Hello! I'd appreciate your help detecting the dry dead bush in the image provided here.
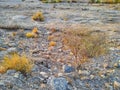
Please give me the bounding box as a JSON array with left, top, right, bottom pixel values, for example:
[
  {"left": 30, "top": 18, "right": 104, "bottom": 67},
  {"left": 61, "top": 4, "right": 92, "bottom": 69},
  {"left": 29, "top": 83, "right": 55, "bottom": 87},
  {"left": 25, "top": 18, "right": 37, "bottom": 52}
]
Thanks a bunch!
[{"left": 62, "top": 28, "right": 109, "bottom": 68}]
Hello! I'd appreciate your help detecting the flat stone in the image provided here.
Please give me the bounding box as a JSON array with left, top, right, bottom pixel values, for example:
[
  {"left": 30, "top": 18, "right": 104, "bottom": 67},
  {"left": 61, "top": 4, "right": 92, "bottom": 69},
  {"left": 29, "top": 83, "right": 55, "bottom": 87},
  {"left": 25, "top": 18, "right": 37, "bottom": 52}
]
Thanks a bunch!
[{"left": 12, "top": 15, "right": 27, "bottom": 20}]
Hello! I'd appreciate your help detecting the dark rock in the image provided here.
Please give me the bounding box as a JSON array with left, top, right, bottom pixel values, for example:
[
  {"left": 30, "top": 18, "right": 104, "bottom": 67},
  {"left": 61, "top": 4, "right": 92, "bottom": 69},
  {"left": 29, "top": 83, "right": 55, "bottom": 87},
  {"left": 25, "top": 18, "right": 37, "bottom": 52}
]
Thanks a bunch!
[
  {"left": 0, "top": 82, "right": 5, "bottom": 90},
  {"left": 27, "top": 76, "right": 44, "bottom": 87},
  {"left": 7, "top": 47, "right": 17, "bottom": 53},
  {"left": 6, "top": 70, "right": 16, "bottom": 75},
  {"left": 63, "top": 65, "right": 75, "bottom": 73},
  {"left": 48, "top": 76, "right": 69, "bottom": 90},
  {"left": 0, "top": 51, "right": 8, "bottom": 59},
  {"left": 31, "top": 65, "right": 40, "bottom": 73}
]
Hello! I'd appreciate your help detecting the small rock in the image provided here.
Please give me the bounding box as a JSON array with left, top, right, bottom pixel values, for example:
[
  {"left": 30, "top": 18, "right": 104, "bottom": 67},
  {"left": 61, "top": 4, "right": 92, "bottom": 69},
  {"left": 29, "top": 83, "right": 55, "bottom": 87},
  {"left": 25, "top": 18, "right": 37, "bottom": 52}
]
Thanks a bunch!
[
  {"left": 7, "top": 47, "right": 17, "bottom": 53},
  {"left": 0, "top": 82, "right": 5, "bottom": 90},
  {"left": 58, "top": 73, "right": 63, "bottom": 77},
  {"left": 80, "top": 76, "right": 89, "bottom": 80},
  {"left": 8, "top": 43, "right": 17, "bottom": 47},
  {"left": 90, "top": 75, "right": 94, "bottom": 79},
  {"left": 6, "top": 70, "right": 16, "bottom": 75},
  {"left": 14, "top": 72, "right": 20, "bottom": 78},
  {"left": 40, "top": 83, "right": 46, "bottom": 88},
  {"left": 114, "top": 63, "right": 120, "bottom": 68},
  {"left": 12, "top": 15, "right": 27, "bottom": 20},
  {"left": 63, "top": 65, "right": 75, "bottom": 73},
  {"left": 78, "top": 70, "right": 90, "bottom": 75},
  {"left": 32, "top": 65, "right": 39, "bottom": 72},
  {"left": 0, "top": 47, "right": 6, "bottom": 51},
  {"left": 113, "top": 81, "right": 120, "bottom": 89},
  {"left": 0, "top": 51, "right": 8, "bottom": 59},
  {"left": 105, "top": 83, "right": 113, "bottom": 90},
  {"left": 47, "top": 76, "right": 68, "bottom": 90},
  {"left": 100, "top": 74, "right": 105, "bottom": 78},
  {"left": 40, "top": 72, "right": 49, "bottom": 78},
  {"left": 28, "top": 76, "right": 44, "bottom": 85}
]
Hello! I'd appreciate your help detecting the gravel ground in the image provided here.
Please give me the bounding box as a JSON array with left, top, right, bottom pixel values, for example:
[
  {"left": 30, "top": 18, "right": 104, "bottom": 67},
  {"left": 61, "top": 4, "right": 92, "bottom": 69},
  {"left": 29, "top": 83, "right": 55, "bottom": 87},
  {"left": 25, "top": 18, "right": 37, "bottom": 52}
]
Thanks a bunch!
[{"left": 0, "top": 0, "right": 120, "bottom": 90}]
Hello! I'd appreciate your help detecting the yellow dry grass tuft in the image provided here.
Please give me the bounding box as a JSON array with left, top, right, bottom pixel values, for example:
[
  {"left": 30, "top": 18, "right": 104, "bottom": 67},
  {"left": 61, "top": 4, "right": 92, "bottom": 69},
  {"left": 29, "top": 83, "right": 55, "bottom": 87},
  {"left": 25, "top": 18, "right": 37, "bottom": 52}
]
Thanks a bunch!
[
  {"left": 49, "top": 41, "right": 56, "bottom": 46},
  {"left": 26, "top": 32, "right": 35, "bottom": 38},
  {"left": 26, "top": 27, "right": 39, "bottom": 38},
  {"left": 32, "top": 12, "right": 44, "bottom": 21},
  {"left": 32, "top": 27, "right": 38, "bottom": 34},
  {"left": 0, "top": 53, "right": 33, "bottom": 74}
]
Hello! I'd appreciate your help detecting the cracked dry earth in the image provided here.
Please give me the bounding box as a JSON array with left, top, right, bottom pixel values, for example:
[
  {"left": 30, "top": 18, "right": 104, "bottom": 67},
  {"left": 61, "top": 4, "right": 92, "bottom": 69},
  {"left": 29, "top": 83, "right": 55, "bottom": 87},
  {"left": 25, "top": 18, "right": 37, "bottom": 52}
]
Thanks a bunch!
[{"left": 0, "top": 0, "right": 120, "bottom": 90}]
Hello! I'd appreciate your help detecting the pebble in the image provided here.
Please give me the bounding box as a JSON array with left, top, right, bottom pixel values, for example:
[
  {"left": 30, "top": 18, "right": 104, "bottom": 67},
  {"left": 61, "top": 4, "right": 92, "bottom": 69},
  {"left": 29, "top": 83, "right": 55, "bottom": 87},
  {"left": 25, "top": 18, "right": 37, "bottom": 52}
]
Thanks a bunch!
[
  {"left": 113, "top": 81, "right": 120, "bottom": 89},
  {"left": 63, "top": 65, "right": 75, "bottom": 73},
  {"left": 78, "top": 70, "right": 90, "bottom": 75},
  {"left": 40, "top": 72, "right": 49, "bottom": 78},
  {"left": 7, "top": 47, "right": 17, "bottom": 53},
  {"left": 47, "top": 76, "right": 69, "bottom": 90}
]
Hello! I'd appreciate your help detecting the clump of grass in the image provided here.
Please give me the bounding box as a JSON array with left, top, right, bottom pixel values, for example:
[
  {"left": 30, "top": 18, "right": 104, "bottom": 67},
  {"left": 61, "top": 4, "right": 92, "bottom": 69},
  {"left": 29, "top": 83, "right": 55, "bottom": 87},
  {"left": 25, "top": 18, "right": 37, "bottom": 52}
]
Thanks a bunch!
[
  {"left": 25, "top": 27, "right": 39, "bottom": 38},
  {"left": 32, "top": 27, "right": 38, "bottom": 34},
  {"left": 49, "top": 41, "right": 56, "bottom": 46},
  {"left": 32, "top": 12, "right": 44, "bottom": 21},
  {"left": 62, "top": 28, "right": 109, "bottom": 68},
  {"left": 26, "top": 32, "right": 35, "bottom": 38},
  {"left": 0, "top": 53, "right": 33, "bottom": 74}
]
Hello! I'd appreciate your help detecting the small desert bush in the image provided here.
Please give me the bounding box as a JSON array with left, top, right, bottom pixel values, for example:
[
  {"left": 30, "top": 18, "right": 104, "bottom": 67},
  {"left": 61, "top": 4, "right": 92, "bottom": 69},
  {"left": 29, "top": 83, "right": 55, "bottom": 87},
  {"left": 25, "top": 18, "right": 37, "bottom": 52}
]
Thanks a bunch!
[
  {"left": 26, "top": 27, "right": 39, "bottom": 38},
  {"left": 62, "top": 29, "right": 108, "bottom": 68},
  {"left": 0, "top": 53, "right": 33, "bottom": 74},
  {"left": 49, "top": 41, "right": 56, "bottom": 46},
  {"left": 32, "top": 12, "right": 44, "bottom": 21}
]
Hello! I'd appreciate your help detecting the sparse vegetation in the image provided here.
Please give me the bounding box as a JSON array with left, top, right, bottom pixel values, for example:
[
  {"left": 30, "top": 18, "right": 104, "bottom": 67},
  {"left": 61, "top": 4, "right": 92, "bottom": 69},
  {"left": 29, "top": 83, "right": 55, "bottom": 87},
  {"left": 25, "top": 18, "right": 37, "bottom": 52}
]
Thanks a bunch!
[
  {"left": 0, "top": 53, "right": 33, "bottom": 74},
  {"left": 49, "top": 41, "right": 56, "bottom": 46},
  {"left": 26, "top": 27, "right": 39, "bottom": 38},
  {"left": 26, "top": 32, "right": 35, "bottom": 38},
  {"left": 32, "top": 11, "right": 44, "bottom": 21},
  {"left": 62, "top": 28, "right": 109, "bottom": 68},
  {"left": 32, "top": 27, "right": 38, "bottom": 34}
]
